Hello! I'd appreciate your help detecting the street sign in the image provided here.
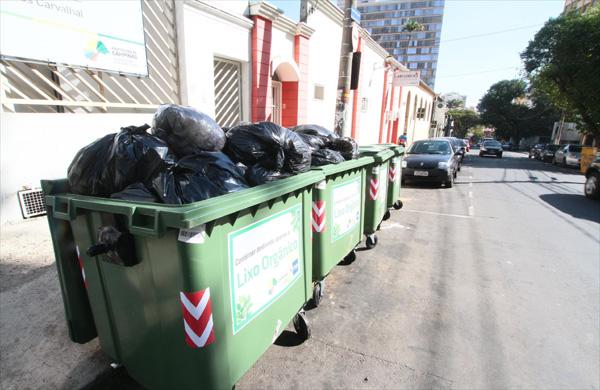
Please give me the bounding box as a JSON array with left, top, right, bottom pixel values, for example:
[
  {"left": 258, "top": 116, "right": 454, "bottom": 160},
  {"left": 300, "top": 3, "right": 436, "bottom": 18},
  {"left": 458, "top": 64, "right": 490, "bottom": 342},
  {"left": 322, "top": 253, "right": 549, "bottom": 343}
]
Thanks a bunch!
[
  {"left": 393, "top": 71, "right": 420, "bottom": 87},
  {"left": 350, "top": 7, "right": 361, "bottom": 23}
]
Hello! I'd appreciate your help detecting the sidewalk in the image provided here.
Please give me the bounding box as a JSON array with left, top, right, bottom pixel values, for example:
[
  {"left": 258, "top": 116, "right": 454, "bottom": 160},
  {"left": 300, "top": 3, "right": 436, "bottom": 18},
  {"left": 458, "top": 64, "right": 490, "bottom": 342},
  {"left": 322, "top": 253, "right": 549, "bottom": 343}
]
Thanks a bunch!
[{"left": 0, "top": 217, "right": 109, "bottom": 390}]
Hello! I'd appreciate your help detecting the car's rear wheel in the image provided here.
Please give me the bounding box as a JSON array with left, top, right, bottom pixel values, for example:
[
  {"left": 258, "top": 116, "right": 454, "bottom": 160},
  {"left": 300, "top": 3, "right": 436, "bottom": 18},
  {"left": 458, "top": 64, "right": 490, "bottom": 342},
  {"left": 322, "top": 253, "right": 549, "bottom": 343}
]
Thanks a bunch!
[
  {"left": 479, "top": 152, "right": 483, "bottom": 157},
  {"left": 584, "top": 173, "right": 600, "bottom": 199},
  {"left": 498, "top": 153, "right": 503, "bottom": 158},
  {"left": 562, "top": 158, "right": 567, "bottom": 167},
  {"left": 445, "top": 174, "right": 454, "bottom": 188}
]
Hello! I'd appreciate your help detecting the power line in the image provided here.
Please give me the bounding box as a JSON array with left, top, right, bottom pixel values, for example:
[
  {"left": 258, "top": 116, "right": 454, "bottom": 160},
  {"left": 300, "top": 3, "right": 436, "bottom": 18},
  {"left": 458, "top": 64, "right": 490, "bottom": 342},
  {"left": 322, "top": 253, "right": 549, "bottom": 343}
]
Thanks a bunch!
[
  {"left": 440, "top": 24, "right": 543, "bottom": 43},
  {"left": 436, "top": 66, "right": 521, "bottom": 78}
]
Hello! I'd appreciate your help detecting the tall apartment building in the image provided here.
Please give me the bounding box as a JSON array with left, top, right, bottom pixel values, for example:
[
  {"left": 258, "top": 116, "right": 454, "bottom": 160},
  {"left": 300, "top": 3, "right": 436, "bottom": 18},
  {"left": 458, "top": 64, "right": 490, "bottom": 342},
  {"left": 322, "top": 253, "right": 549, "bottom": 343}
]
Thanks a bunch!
[
  {"left": 564, "top": 0, "right": 598, "bottom": 13},
  {"left": 348, "top": 0, "right": 445, "bottom": 88}
]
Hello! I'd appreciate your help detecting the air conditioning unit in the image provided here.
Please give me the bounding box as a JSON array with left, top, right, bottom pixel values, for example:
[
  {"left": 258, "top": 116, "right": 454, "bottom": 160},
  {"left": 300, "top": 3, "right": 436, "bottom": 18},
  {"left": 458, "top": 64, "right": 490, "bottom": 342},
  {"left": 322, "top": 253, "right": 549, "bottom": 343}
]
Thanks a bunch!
[{"left": 17, "top": 188, "right": 46, "bottom": 219}]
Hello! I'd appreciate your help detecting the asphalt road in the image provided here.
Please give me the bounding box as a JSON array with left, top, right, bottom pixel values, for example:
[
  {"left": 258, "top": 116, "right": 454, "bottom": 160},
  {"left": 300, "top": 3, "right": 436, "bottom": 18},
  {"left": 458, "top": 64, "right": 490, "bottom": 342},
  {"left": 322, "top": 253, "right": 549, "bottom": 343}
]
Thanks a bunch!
[{"left": 90, "top": 150, "right": 600, "bottom": 389}]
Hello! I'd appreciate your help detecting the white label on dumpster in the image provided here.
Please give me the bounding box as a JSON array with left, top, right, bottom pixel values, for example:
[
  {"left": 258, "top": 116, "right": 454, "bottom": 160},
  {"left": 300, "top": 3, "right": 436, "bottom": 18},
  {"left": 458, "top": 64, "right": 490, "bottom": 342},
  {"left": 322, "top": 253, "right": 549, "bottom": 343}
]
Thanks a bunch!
[
  {"left": 228, "top": 205, "right": 303, "bottom": 334},
  {"left": 178, "top": 225, "right": 206, "bottom": 244},
  {"left": 331, "top": 177, "right": 361, "bottom": 242}
]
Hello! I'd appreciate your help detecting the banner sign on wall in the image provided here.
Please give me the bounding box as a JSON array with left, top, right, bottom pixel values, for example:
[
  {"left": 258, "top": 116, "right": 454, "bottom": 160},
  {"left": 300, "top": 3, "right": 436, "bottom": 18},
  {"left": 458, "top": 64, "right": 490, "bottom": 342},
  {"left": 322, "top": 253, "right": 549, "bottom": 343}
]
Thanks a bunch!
[
  {"left": 393, "top": 71, "right": 420, "bottom": 87},
  {"left": 0, "top": 0, "right": 148, "bottom": 76}
]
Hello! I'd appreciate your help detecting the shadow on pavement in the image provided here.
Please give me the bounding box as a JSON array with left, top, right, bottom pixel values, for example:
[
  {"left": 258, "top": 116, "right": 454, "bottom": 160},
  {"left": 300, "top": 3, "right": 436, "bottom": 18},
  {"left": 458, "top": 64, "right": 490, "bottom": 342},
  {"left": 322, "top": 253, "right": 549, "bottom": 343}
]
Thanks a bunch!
[
  {"left": 455, "top": 180, "right": 583, "bottom": 185},
  {"left": 461, "top": 153, "right": 583, "bottom": 175},
  {"left": 539, "top": 193, "right": 600, "bottom": 224},
  {"left": 81, "top": 366, "right": 143, "bottom": 390},
  {"left": 273, "top": 330, "right": 304, "bottom": 347}
]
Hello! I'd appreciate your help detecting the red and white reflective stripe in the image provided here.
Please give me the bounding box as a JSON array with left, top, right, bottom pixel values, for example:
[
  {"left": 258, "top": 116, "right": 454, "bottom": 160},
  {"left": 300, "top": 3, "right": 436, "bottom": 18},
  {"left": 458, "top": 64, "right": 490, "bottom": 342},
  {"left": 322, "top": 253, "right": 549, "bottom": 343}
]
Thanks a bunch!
[
  {"left": 180, "top": 288, "right": 215, "bottom": 348},
  {"left": 369, "top": 178, "right": 379, "bottom": 200},
  {"left": 312, "top": 201, "right": 326, "bottom": 233},
  {"left": 388, "top": 166, "right": 398, "bottom": 182},
  {"left": 75, "top": 246, "right": 87, "bottom": 289}
]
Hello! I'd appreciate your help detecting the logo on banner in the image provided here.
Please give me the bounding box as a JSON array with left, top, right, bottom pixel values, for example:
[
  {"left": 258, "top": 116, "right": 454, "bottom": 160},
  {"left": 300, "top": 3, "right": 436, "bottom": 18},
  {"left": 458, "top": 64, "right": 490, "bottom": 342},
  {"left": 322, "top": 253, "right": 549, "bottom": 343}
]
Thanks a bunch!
[
  {"left": 84, "top": 39, "right": 109, "bottom": 61},
  {"left": 180, "top": 289, "right": 215, "bottom": 348},
  {"left": 75, "top": 246, "right": 87, "bottom": 289},
  {"left": 369, "top": 178, "right": 379, "bottom": 200},
  {"left": 312, "top": 201, "right": 326, "bottom": 233}
]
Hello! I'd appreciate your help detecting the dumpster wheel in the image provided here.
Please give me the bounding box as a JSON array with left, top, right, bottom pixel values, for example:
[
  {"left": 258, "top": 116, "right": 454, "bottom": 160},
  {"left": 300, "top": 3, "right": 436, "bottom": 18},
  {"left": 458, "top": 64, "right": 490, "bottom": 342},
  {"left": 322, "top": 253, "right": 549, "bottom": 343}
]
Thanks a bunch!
[
  {"left": 312, "top": 281, "right": 324, "bottom": 307},
  {"left": 383, "top": 210, "right": 391, "bottom": 221},
  {"left": 366, "top": 234, "right": 378, "bottom": 249},
  {"left": 393, "top": 200, "right": 403, "bottom": 210},
  {"left": 293, "top": 311, "right": 311, "bottom": 340}
]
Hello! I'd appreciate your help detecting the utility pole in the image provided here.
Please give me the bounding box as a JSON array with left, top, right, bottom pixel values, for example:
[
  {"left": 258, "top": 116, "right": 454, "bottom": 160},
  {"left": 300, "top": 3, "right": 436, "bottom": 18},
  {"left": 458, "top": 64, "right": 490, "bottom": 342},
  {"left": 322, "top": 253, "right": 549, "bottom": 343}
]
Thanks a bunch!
[{"left": 334, "top": 0, "right": 356, "bottom": 137}]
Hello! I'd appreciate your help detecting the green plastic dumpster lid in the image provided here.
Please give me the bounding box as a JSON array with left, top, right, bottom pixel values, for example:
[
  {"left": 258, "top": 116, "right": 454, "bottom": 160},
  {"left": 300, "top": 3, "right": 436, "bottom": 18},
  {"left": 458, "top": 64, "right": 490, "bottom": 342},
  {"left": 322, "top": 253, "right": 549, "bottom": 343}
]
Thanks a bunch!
[
  {"left": 42, "top": 170, "right": 325, "bottom": 237},
  {"left": 378, "top": 143, "right": 405, "bottom": 157},
  {"left": 358, "top": 146, "right": 394, "bottom": 163},
  {"left": 311, "top": 156, "right": 374, "bottom": 176}
]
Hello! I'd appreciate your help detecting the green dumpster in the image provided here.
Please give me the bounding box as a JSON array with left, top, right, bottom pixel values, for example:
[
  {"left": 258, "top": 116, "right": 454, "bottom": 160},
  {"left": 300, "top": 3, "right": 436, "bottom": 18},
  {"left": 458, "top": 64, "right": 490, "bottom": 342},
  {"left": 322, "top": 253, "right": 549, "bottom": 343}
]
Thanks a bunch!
[
  {"left": 42, "top": 170, "right": 324, "bottom": 390},
  {"left": 359, "top": 146, "right": 395, "bottom": 249},
  {"left": 308, "top": 156, "right": 373, "bottom": 306},
  {"left": 379, "top": 143, "right": 406, "bottom": 215}
]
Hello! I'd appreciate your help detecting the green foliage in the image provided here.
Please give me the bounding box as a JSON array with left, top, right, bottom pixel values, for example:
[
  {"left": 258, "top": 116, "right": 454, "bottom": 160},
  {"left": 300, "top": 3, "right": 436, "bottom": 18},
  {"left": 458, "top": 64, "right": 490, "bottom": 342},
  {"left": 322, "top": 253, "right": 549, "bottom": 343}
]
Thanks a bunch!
[
  {"left": 477, "top": 79, "right": 559, "bottom": 141},
  {"left": 447, "top": 109, "right": 480, "bottom": 138},
  {"left": 402, "top": 19, "right": 424, "bottom": 32},
  {"left": 446, "top": 99, "right": 464, "bottom": 109},
  {"left": 521, "top": 6, "right": 600, "bottom": 138},
  {"left": 471, "top": 125, "right": 486, "bottom": 139}
]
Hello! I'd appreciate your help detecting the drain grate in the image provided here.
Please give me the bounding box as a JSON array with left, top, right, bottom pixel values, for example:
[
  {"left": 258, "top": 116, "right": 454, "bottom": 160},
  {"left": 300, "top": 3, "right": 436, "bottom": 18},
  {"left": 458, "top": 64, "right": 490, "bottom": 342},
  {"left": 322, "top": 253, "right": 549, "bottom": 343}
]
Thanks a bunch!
[{"left": 18, "top": 188, "right": 46, "bottom": 218}]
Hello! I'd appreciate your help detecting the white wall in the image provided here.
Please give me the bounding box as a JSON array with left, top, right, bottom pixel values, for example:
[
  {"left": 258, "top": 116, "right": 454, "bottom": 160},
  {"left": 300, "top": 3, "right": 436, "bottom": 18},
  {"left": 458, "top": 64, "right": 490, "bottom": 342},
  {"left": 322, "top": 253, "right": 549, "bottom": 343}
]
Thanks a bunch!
[
  {"left": 271, "top": 28, "right": 295, "bottom": 72},
  {"left": 177, "top": 2, "right": 251, "bottom": 121},
  {"left": 305, "top": 9, "right": 342, "bottom": 129},
  {"left": 399, "top": 85, "right": 434, "bottom": 145},
  {"left": 0, "top": 113, "right": 153, "bottom": 224},
  {"left": 356, "top": 43, "right": 386, "bottom": 145}
]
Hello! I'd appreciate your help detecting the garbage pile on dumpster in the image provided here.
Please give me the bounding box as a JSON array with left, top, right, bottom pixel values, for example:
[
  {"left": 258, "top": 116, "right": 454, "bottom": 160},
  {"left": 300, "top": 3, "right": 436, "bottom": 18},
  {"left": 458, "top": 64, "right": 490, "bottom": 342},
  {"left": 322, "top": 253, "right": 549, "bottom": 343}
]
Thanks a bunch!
[
  {"left": 67, "top": 104, "right": 360, "bottom": 202},
  {"left": 47, "top": 103, "right": 404, "bottom": 389}
]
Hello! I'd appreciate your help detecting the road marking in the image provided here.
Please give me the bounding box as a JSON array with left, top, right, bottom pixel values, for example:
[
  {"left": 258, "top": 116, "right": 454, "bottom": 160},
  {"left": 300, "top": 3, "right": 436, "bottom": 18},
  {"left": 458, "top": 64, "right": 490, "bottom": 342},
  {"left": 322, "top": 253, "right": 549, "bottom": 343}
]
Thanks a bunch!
[
  {"left": 468, "top": 191, "right": 473, "bottom": 198},
  {"left": 380, "top": 222, "right": 413, "bottom": 230},
  {"left": 469, "top": 176, "right": 473, "bottom": 179},
  {"left": 469, "top": 182, "right": 473, "bottom": 188},
  {"left": 403, "top": 209, "right": 473, "bottom": 219},
  {"left": 468, "top": 205, "right": 475, "bottom": 216}
]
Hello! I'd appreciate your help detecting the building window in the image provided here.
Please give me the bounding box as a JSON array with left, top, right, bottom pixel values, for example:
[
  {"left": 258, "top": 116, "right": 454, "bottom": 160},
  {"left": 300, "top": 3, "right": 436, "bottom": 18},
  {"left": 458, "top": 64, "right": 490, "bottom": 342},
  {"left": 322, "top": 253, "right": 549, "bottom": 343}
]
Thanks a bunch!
[
  {"left": 314, "top": 84, "right": 325, "bottom": 100},
  {"left": 213, "top": 57, "right": 242, "bottom": 128}
]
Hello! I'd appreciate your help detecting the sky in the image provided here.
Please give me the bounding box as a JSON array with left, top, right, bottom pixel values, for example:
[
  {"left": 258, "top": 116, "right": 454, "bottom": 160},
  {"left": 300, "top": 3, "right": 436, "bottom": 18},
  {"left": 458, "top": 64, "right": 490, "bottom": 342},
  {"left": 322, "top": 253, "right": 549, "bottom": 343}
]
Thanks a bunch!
[{"left": 269, "top": 0, "right": 565, "bottom": 108}]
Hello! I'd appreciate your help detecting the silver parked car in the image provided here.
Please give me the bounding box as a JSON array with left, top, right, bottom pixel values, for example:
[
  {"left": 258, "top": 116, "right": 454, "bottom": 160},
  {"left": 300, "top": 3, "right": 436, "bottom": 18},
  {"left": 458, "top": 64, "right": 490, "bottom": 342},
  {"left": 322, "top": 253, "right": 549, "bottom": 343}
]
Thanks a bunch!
[{"left": 553, "top": 144, "right": 582, "bottom": 167}]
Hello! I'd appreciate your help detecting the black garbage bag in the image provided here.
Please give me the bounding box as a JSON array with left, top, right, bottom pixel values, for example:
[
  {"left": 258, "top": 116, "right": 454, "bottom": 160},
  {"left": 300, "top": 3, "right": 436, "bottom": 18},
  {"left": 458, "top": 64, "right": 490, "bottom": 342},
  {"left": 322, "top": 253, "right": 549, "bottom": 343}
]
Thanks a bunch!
[
  {"left": 109, "top": 124, "right": 174, "bottom": 193},
  {"left": 150, "top": 152, "right": 248, "bottom": 204},
  {"left": 68, "top": 133, "right": 116, "bottom": 196},
  {"left": 152, "top": 104, "right": 226, "bottom": 156},
  {"left": 225, "top": 122, "right": 311, "bottom": 173},
  {"left": 110, "top": 183, "right": 159, "bottom": 203},
  {"left": 245, "top": 163, "right": 292, "bottom": 186},
  {"left": 225, "top": 122, "right": 288, "bottom": 169},
  {"left": 68, "top": 124, "right": 173, "bottom": 197},
  {"left": 282, "top": 130, "right": 312, "bottom": 173},
  {"left": 331, "top": 136, "right": 359, "bottom": 160},
  {"left": 292, "top": 124, "right": 339, "bottom": 143},
  {"left": 296, "top": 132, "right": 326, "bottom": 151},
  {"left": 311, "top": 149, "right": 345, "bottom": 166}
]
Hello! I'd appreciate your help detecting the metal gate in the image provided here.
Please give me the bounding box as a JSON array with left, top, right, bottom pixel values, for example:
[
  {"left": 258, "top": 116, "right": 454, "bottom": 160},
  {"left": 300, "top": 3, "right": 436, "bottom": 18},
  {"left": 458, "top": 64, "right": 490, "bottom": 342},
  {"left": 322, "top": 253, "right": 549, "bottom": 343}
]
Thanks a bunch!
[{"left": 213, "top": 58, "right": 242, "bottom": 128}]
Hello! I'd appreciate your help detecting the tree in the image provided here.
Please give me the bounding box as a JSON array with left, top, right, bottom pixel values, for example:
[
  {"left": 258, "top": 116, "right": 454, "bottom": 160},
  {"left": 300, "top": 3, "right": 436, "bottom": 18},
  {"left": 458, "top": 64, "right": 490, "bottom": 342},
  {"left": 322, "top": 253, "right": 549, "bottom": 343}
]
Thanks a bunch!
[
  {"left": 521, "top": 6, "right": 600, "bottom": 141},
  {"left": 477, "top": 79, "right": 559, "bottom": 141},
  {"left": 447, "top": 109, "right": 480, "bottom": 138},
  {"left": 446, "top": 99, "right": 464, "bottom": 109},
  {"left": 402, "top": 19, "right": 424, "bottom": 65}
]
